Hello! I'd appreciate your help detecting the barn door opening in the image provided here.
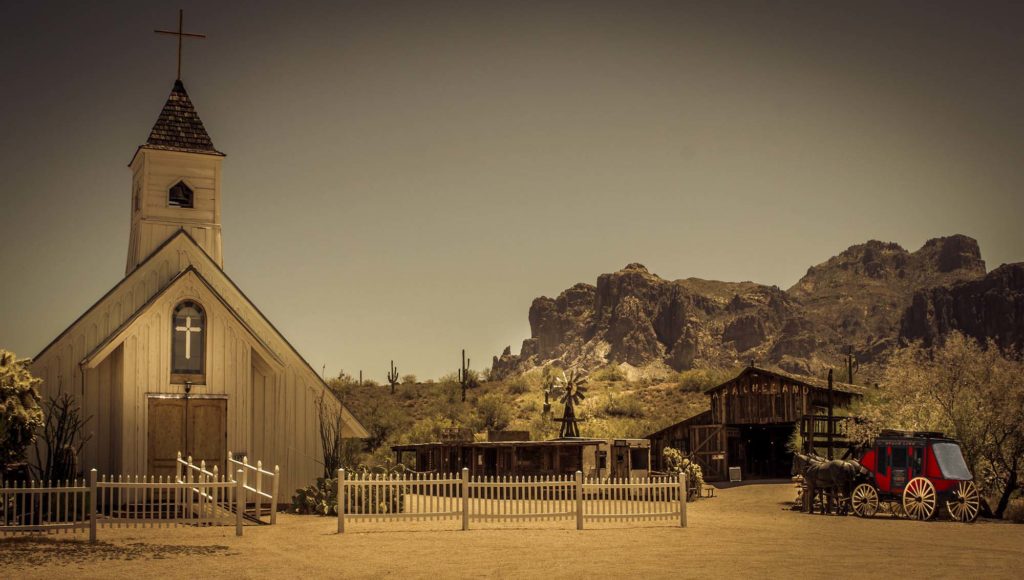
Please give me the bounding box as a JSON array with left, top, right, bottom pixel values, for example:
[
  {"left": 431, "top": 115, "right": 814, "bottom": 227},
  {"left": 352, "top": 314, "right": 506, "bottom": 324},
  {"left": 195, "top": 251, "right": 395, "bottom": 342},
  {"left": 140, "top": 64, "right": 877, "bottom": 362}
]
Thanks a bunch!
[{"left": 147, "top": 396, "right": 227, "bottom": 477}]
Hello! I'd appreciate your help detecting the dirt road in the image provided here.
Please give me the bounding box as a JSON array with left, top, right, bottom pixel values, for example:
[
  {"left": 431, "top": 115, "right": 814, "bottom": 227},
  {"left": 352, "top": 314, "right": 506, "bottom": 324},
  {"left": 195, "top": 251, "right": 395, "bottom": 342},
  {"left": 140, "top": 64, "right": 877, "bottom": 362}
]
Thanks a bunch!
[{"left": 3, "top": 482, "right": 1021, "bottom": 579}]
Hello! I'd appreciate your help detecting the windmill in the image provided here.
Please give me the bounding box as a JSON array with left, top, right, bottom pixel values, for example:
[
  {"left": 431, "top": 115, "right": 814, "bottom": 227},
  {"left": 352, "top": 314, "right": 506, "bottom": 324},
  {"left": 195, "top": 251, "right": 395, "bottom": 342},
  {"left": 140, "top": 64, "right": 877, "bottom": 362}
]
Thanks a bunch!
[{"left": 553, "top": 367, "right": 588, "bottom": 438}]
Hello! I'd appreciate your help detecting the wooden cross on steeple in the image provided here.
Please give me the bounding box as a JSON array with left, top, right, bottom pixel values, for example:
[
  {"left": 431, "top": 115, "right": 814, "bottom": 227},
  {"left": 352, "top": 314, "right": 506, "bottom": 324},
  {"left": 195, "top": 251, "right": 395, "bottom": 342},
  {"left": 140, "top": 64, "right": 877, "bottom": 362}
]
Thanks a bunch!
[{"left": 155, "top": 9, "right": 206, "bottom": 81}]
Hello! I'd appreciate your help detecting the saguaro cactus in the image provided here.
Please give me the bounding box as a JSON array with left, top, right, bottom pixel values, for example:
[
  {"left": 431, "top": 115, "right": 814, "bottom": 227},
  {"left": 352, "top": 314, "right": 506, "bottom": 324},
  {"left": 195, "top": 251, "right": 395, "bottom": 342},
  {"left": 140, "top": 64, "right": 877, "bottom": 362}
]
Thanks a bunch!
[
  {"left": 387, "top": 360, "right": 400, "bottom": 395},
  {"left": 457, "top": 349, "right": 478, "bottom": 402}
]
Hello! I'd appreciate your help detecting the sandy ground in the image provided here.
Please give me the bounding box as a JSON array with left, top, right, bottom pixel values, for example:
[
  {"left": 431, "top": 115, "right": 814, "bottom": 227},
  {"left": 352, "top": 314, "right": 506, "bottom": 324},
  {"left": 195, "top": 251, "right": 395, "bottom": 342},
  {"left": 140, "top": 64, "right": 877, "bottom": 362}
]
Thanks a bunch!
[{"left": 3, "top": 482, "right": 1022, "bottom": 579}]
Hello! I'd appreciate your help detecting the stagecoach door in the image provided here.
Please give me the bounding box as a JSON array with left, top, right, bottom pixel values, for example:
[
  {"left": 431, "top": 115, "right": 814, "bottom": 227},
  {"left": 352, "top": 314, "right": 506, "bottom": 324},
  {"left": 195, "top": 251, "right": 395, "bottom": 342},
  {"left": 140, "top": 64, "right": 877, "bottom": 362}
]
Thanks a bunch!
[{"left": 875, "top": 445, "right": 891, "bottom": 492}]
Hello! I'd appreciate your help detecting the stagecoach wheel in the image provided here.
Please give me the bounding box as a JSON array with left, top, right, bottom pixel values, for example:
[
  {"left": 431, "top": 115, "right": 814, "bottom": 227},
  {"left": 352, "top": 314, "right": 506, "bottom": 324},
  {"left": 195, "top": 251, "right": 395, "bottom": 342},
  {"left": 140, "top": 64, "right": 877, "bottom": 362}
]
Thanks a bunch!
[
  {"left": 945, "top": 480, "right": 980, "bottom": 523},
  {"left": 851, "top": 483, "right": 879, "bottom": 518},
  {"left": 903, "top": 477, "right": 937, "bottom": 521}
]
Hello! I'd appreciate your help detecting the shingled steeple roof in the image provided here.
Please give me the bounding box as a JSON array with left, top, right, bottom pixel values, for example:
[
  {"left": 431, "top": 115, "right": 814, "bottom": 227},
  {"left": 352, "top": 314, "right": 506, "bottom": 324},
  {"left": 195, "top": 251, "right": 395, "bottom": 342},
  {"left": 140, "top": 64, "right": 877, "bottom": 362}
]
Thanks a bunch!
[{"left": 143, "top": 80, "right": 224, "bottom": 155}]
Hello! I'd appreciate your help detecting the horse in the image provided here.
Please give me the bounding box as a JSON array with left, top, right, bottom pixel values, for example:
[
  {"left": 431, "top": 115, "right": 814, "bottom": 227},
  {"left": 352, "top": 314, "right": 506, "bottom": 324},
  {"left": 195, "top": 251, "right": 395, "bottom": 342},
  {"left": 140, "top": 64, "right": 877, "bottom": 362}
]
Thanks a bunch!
[{"left": 793, "top": 453, "right": 869, "bottom": 515}]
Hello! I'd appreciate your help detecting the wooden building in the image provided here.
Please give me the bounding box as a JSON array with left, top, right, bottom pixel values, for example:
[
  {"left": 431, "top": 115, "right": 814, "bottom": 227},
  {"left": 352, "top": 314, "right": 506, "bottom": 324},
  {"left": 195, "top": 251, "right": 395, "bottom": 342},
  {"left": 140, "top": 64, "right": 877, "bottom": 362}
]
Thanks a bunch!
[
  {"left": 393, "top": 436, "right": 651, "bottom": 479},
  {"left": 646, "top": 366, "right": 863, "bottom": 481},
  {"left": 30, "top": 79, "right": 368, "bottom": 499}
]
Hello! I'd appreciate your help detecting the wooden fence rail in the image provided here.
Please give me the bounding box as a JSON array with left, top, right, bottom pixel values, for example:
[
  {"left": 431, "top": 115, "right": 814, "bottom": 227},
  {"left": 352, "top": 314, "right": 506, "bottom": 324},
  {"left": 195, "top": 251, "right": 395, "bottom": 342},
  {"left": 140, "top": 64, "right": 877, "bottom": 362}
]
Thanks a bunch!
[
  {"left": 2, "top": 453, "right": 279, "bottom": 541},
  {"left": 337, "top": 468, "right": 687, "bottom": 532}
]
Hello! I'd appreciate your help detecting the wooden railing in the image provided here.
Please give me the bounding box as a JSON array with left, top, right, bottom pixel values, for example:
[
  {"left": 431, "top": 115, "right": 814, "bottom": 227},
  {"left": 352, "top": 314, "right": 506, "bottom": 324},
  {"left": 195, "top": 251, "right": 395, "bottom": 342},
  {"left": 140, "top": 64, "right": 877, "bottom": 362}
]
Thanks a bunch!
[
  {"left": 228, "top": 452, "right": 280, "bottom": 524},
  {"left": 337, "top": 468, "right": 687, "bottom": 532}
]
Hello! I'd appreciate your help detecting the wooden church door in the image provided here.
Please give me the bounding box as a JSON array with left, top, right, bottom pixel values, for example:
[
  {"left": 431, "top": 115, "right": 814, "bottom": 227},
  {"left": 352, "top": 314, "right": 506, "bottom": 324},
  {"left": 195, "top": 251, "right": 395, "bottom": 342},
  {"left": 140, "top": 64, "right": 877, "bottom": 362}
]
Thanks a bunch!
[{"left": 147, "top": 396, "right": 227, "bottom": 477}]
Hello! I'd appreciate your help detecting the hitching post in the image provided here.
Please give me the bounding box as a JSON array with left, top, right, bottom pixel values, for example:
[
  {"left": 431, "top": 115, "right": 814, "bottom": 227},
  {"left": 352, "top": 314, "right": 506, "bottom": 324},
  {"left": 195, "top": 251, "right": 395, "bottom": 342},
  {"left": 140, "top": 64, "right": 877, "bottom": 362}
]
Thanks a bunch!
[
  {"left": 89, "top": 468, "right": 98, "bottom": 543},
  {"left": 337, "top": 468, "right": 345, "bottom": 534},
  {"left": 235, "top": 469, "right": 244, "bottom": 536},
  {"left": 680, "top": 473, "right": 688, "bottom": 528},
  {"left": 461, "top": 467, "right": 470, "bottom": 531},
  {"left": 575, "top": 470, "right": 584, "bottom": 530}
]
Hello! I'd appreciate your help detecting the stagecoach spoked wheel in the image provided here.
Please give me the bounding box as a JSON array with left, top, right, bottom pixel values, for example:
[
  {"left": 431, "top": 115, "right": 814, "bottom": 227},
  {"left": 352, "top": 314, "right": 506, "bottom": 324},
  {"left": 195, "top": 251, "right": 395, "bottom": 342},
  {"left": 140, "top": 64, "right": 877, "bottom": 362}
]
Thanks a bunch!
[
  {"left": 903, "top": 477, "right": 937, "bottom": 521},
  {"left": 851, "top": 483, "right": 879, "bottom": 518},
  {"left": 945, "top": 480, "right": 980, "bottom": 523}
]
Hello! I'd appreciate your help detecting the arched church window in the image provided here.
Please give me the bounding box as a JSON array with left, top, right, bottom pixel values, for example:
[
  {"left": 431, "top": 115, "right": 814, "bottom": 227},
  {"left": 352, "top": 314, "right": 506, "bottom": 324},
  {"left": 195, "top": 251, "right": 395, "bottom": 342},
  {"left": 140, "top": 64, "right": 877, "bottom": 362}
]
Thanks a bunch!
[
  {"left": 172, "top": 301, "right": 205, "bottom": 380},
  {"left": 168, "top": 181, "right": 194, "bottom": 208}
]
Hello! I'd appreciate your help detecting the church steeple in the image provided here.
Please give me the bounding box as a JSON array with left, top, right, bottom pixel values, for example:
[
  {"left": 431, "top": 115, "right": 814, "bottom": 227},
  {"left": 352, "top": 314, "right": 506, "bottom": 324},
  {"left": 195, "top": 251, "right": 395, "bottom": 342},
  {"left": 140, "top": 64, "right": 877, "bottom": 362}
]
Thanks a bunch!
[
  {"left": 145, "top": 80, "right": 222, "bottom": 155},
  {"left": 126, "top": 80, "right": 225, "bottom": 274}
]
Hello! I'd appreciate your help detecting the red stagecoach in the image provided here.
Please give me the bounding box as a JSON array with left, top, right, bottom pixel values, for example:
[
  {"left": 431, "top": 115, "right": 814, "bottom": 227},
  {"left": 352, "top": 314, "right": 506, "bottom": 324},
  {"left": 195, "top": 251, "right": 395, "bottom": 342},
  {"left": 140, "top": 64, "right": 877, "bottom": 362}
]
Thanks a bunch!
[{"left": 850, "top": 430, "right": 980, "bottom": 522}]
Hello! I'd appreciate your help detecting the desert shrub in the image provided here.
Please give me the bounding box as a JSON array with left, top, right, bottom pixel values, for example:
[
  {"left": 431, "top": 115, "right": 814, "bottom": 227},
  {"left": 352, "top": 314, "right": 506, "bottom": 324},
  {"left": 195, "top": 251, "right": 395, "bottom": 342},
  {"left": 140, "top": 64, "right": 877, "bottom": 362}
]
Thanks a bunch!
[
  {"left": 1005, "top": 498, "right": 1024, "bottom": 523},
  {"left": 677, "top": 368, "right": 736, "bottom": 393},
  {"left": 400, "top": 415, "right": 458, "bottom": 445},
  {"left": 474, "top": 392, "right": 513, "bottom": 432},
  {"left": 401, "top": 374, "right": 417, "bottom": 384},
  {"left": 603, "top": 393, "right": 644, "bottom": 418},
  {"left": 292, "top": 475, "right": 404, "bottom": 516},
  {"left": 520, "top": 399, "right": 539, "bottom": 414},
  {"left": 590, "top": 364, "right": 626, "bottom": 382},
  {"left": 506, "top": 376, "right": 530, "bottom": 395},
  {"left": 663, "top": 447, "right": 704, "bottom": 501}
]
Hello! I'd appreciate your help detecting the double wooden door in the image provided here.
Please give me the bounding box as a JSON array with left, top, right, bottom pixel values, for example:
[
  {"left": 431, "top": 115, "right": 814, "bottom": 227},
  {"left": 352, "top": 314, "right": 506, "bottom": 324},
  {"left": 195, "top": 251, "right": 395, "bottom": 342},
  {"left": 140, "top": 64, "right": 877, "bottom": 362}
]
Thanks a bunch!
[{"left": 147, "top": 396, "right": 227, "bottom": 477}]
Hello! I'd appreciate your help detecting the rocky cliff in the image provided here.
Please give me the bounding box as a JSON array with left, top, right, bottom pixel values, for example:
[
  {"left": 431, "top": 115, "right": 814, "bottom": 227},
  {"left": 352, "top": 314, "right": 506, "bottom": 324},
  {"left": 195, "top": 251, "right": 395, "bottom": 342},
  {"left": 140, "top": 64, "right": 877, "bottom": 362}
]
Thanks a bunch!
[
  {"left": 901, "top": 262, "right": 1024, "bottom": 352},
  {"left": 492, "top": 235, "right": 992, "bottom": 378}
]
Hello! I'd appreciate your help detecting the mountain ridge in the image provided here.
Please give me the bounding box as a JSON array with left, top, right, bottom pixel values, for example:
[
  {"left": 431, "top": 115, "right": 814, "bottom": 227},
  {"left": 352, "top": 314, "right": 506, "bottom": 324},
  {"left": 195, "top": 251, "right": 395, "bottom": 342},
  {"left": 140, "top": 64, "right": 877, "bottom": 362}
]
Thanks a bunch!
[{"left": 492, "top": 234, "right": 1005, "bottom": 379}]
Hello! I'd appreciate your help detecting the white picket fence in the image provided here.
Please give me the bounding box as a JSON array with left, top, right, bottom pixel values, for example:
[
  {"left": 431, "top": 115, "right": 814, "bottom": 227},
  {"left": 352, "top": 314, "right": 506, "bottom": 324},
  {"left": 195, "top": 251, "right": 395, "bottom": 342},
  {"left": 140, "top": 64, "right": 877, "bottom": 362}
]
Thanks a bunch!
[
  {"left": 337, "top": 468, "right": 686, "bottom": 532},
  {"left": 0, "top": 454, "right": 279, "bottom": 541}
]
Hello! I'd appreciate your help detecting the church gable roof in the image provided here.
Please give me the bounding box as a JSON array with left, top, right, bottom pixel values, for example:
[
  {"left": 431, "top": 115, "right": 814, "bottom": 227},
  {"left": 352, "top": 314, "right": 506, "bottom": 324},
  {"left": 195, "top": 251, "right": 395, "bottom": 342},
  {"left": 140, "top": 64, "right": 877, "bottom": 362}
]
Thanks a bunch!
[
  {"left": 144, "top": 80, "right": 224, "bottom": 155},
  {"left": 80, "top": 266, "right": 284, "bottom": 371}
]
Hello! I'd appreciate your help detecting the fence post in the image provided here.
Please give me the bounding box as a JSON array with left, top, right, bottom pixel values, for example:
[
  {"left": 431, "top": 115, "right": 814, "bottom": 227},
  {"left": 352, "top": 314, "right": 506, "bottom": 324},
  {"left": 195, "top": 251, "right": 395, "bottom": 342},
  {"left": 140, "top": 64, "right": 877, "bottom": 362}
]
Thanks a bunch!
[
  {"left": 235, "top": 470, "right": 244, "bottom": 536},
  {"left": 337, "top": 468, "right": 345, "bottom": 534},
  {"left": 461, "top": 467, "right": 470, "bottom": 531},
  {"left": 680, "top": 473, "right": 688, "bottom": 528},
  {"left": 271, "top": 465, "right": 280, "bottom": 525},
  {"left": 575, "top": 470, "right": 583, "bottom": 530},
  {"left": 89, "top": 468, "right": 98, "bottom": 543}
]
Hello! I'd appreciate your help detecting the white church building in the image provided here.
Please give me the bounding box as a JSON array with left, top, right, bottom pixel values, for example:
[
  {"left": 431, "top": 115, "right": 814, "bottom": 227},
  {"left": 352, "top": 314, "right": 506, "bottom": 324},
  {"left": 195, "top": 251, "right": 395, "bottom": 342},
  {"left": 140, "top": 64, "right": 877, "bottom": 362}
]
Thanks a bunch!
[{"left": 31, "top": 78, "right": 367, "bottom": 498}]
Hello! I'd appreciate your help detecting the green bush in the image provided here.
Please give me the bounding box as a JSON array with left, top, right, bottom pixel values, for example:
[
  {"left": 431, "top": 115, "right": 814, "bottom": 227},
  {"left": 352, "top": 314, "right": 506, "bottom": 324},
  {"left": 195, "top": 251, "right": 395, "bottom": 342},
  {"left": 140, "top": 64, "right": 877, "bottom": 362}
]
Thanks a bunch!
[
  {"left": 1, "top": 350, "right": 44, "bottom": 473},
  {"left": 292, "top": 475, "right": 404, "bottom": 516},
  {"left": 603, "top": 393, "right": 644, "bottom": 418},
  {"left": 475, "top": 392, "right": 513, "bottom": 431}
]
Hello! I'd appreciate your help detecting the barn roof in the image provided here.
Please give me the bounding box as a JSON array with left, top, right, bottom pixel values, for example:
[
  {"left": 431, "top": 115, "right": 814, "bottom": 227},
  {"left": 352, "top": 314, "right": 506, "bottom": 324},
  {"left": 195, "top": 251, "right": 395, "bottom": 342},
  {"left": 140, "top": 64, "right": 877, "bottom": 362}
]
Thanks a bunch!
[
  {"left": 142, "top": 80, "right": 223, "bottom": 156},
  {"left": 706, "top": 365, "right": 866, "bottom": 396}
]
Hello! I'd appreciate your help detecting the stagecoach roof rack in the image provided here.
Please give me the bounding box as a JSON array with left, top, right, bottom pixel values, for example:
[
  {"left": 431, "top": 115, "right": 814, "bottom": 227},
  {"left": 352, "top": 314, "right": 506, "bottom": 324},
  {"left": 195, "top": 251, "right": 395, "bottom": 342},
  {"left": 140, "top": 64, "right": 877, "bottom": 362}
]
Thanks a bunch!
[{"left": 878, "top": 429, "right": 946, "bottom": 439}]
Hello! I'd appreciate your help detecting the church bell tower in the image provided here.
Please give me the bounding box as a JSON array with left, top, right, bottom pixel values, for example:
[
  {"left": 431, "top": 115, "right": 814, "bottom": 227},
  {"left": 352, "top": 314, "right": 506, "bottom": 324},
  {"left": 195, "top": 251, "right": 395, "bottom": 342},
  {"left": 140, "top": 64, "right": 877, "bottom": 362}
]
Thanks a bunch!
[{"left": 126, "top": 80, "right": 225, "bottom": 274}]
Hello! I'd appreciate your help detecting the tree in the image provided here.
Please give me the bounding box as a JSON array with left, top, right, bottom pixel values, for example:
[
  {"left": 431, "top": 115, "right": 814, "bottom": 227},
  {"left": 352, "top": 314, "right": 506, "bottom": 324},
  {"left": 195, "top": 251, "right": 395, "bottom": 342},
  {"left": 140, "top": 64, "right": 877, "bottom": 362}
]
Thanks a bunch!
[
  {"left": 32, "top": 392, "right": 92, "bottom": 482},
  {"left": 314, "top": 390, "right": 345, "bottom": 478},
  {"left": 0, "top": 349, "right": 44, "bottom": 476},
  {"left": 849, "top": 333, "right": 1024, "bottom": 518}
]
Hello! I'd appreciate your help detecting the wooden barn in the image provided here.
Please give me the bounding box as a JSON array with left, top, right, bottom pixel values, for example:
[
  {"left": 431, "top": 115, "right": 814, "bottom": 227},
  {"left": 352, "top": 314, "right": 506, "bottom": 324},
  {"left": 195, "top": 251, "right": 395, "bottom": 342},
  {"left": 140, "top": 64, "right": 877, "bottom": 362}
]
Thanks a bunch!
[
  {"left": 29, "top": 78, "right": 368, "bottom": 499},
  {"left": 646, "top": 366, "right": 863, "bottom": 481},
  {"left": 393, "top": 434, "right": 651, "bottom": 479}
]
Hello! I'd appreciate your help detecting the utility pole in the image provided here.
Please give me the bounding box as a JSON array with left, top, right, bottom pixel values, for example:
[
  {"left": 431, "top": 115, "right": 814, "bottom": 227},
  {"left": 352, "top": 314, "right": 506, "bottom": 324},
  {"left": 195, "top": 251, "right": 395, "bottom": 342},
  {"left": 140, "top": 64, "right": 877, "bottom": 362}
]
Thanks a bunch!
[{"left": 827, "top": 368, "right": 834, "bottom": 460}]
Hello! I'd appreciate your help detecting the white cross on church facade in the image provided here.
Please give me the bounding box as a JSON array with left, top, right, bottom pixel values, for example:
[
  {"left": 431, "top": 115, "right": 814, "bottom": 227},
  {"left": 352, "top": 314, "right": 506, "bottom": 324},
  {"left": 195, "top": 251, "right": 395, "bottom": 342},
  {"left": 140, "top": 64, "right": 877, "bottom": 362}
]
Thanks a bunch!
[{"left": 175, "top": 316, "right": 202, "bottom": 359}]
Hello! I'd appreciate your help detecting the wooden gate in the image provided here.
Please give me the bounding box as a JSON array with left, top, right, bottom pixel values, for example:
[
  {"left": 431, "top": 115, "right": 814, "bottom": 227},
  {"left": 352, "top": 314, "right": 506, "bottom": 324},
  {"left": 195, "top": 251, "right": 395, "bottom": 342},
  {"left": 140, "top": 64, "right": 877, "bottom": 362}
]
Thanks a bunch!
[{"left": 689, "top": 424, "right": 727, "bottom": 481}]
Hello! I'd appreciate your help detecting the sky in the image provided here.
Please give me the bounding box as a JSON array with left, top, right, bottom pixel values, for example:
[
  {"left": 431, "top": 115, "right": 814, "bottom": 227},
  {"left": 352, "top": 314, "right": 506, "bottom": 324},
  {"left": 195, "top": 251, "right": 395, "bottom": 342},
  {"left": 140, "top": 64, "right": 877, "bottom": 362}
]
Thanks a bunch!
[{"left": 1, "top": 1, "right": 1022, "bottom": 382}]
